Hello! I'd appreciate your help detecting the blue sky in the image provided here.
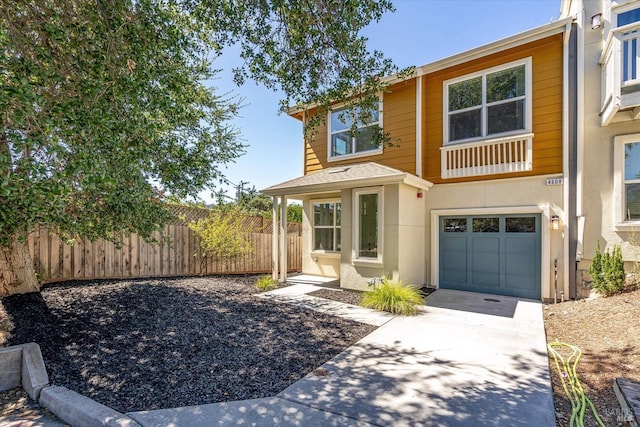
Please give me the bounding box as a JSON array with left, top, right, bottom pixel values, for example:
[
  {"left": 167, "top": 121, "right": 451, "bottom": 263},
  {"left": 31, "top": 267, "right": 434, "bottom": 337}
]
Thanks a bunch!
[{"left": 202, "top": 0, "right": 560, "bottom": 203}]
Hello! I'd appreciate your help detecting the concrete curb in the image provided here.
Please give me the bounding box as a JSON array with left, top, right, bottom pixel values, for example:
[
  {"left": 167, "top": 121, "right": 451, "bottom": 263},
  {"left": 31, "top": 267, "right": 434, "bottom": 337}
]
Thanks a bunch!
[
  {"left": 0, "top": 342, "right": 49, "bottom": 400},
  {"left": 40, "top": 386, "right": 141, "bottom": 427},
  {"left": 0, "top": 343, "right": 140, "bottom": 427}
]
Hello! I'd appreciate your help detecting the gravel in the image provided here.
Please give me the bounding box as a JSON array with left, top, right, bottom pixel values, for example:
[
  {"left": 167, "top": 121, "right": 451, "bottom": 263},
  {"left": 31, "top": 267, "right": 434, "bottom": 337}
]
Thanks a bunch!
[{"left": 0, "top": 276, "right": 376, "bottom": 413}]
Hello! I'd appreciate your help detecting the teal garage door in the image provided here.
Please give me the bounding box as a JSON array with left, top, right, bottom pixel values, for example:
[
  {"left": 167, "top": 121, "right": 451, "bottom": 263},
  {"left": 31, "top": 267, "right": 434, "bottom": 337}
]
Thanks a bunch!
[{"left": 439, "top": 214, "right": 541, "bottom": 299}]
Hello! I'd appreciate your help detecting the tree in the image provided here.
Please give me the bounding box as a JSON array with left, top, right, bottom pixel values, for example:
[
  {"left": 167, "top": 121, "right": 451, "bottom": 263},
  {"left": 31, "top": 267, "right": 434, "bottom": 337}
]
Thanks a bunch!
[{"left": 1, "top": 0, "right": 398, "bottom": 295}]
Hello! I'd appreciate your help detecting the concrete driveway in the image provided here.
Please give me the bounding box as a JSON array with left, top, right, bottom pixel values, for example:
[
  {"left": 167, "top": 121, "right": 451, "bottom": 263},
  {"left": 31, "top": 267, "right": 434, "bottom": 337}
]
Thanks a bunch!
[
  {"left": 280, "top": 289, "right": 555, "bottom": 426},
  {"left": 129, "top": 288, "right": 555, "bottom": 426}
]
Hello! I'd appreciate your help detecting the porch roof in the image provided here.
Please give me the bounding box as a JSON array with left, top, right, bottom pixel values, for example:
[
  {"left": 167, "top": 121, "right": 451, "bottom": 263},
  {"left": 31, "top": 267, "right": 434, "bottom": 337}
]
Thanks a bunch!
[{"left": 261, "top": 162, "right": 433, "bottom": 197}]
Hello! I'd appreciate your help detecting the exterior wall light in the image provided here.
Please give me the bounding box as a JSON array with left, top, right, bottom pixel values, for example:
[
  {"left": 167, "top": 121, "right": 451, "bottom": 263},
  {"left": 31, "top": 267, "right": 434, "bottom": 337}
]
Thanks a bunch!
[
  {"left": 591, "top": 13, "right": 603, "bottom": 30},
  {"left": 551, "top": 215, "right": 560, "bottom": 230}
]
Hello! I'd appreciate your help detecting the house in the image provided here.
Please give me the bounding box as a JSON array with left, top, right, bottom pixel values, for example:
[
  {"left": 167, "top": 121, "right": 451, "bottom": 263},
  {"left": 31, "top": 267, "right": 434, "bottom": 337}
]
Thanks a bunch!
[
  {"left": 558, "top": 0, "right": 640, "bottom": 297},
  {"left": 263, "top": 0, "right": 640, "bottom": 302}
]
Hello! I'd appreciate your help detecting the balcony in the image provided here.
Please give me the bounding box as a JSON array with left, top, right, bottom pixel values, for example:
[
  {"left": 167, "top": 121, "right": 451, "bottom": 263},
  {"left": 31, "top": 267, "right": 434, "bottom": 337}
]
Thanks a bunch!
[
  {"left": 440, "top": 133, "right": 533, "bottom": 179},
  {"left": 600, "top": 22, "right": 640, "bottom": 126}
]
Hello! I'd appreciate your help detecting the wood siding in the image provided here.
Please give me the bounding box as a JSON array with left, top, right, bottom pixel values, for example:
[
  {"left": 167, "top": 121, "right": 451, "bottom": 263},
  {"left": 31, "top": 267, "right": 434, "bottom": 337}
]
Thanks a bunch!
[
  {"left": 304, "top": 79, "right": 417, "bottom": 174},
  {"left": 28, "top": 222, "right": 302, "bottom": 283},
  {"left": 423, "top": 33, "right": 564, "bottom": 184}
]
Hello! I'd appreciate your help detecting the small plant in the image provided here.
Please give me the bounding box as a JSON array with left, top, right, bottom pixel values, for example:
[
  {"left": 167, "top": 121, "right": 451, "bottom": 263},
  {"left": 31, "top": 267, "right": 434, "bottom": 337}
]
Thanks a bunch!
[
  {"left": 589, "top": 242, "right": 626, "bottom": 296},
  {"left": 360, "top": 278, "right": 423, "bottom": 315},
  {"left": 255, "top": 275, "right": 278, "bottom": 292}
]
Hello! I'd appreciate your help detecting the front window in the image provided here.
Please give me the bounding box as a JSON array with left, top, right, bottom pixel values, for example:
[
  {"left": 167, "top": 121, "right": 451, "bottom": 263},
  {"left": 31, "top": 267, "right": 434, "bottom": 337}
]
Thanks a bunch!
[
  {"left": 624, "top": 142, "right": 640, "bottom": 221},
  {"left": 614, "top": 135, "right": 640, "bottom": 227},
  {"left": 313, "top": 201, "right": 341, "bottom": 251},
  {"left": 354, "top": 188, "right": 382, "bottom": 261},
  {"left": 328, "top": 105, "right": 381, "bottom": 159},
  {"left": 445, "top": 59, "right": 530, "bottom": 144}
]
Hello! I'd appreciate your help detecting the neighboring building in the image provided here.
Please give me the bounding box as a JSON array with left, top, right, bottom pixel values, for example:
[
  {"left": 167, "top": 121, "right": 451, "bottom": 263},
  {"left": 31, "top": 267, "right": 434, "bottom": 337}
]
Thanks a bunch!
[
  {"left": 264, "top": 0, "right": 640, "bottom": 302},
  {"left": 559, "top": 0, "right": 640, "bottom": 298}
]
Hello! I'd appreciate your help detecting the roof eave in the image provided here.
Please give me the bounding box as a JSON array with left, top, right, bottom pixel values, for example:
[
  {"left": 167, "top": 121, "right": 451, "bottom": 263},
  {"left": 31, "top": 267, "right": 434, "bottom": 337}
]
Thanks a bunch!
[{"left": 261, "top": 173, "right": 433, "bottom": 197}]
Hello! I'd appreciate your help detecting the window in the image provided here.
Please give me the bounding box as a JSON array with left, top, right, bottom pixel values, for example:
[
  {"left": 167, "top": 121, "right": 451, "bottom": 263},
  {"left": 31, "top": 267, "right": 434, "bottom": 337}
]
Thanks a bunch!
[
  {"left": 328, "top": 105, "right": 382, "bottom": 160},
  {"left": 617, "top": 7, "right": 640, "bottom": 82},
  {"left": 354, "top": 188, "right": 382, "bottom": 261},
  {"left": 444, "top": 58, "right": 531, "bottom": 144},
  {"left": 623, "top": 142, "right": 640, "bottom": 221},
  {"left": 313, "top": 201, "right": 341, "bottom": 251},
  {"left": 614, "top": 135, "right": 640, "bottom": 227}
]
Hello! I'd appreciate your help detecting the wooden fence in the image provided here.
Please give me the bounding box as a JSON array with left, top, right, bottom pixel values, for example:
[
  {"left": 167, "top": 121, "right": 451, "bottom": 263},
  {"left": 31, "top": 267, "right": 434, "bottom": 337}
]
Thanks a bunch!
[{"left": 28, "top": 215, "right": 302, "bottom": 283}]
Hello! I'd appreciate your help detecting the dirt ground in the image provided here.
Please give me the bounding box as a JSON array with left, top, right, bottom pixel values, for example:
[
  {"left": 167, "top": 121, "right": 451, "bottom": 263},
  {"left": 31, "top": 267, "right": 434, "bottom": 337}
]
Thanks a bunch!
[{"left": 543, "top": 288, "right": 640, "bottom": 426}]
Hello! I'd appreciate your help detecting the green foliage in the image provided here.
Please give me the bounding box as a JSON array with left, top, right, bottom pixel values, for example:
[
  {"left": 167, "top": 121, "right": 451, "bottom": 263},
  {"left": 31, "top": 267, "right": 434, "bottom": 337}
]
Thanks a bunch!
[
  {"left": 255, "top": 275, "right": 278, "bottom": 292},
  {"left": 361, "top": 278, "right": 424, "bottom": 315},
  {"left": 188, "top": 207, "right": 253, "bottom": 268},
  {"left": 589, "top": 242, "right": 627, "bottom": 296},
  {"left": 0, "top": 0, "right": 392, "bottom": 252}
]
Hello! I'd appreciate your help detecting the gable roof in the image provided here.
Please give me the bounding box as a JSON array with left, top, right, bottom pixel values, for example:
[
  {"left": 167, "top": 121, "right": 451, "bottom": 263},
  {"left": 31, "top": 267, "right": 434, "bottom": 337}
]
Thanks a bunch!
[{"left": 261, "top": 162, "right": 433, "bottom": 197}]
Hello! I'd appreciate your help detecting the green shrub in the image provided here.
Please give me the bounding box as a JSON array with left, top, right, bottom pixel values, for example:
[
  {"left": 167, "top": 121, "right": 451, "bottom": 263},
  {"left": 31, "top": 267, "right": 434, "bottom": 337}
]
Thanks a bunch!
[
  {"left": 255, "top": 275, "right": 278, "bottom": 292},
  {"left": 589, "top": 242, "right": 626, "bottom": 296},
  {"left": 360, "top": 278, "right": 423, "bottom": 315}
]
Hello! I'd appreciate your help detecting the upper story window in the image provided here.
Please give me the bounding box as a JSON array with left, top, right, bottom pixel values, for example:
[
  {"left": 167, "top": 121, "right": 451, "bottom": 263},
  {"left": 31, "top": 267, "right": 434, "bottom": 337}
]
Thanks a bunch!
[
  {"left": 328, "top": 105, "right": 382, "bottom": 161},
  {"left": 616, "top": 6, "right": 640, "bottom": 82},
  {"left": 444, "top": 58, "right": 532, "bottom": 144},
  {"left": 614, "top": 134, "right": 640, "bottom": 228},
  {"left": 313, "top": 201, "right": 341, "bottom": 252}
]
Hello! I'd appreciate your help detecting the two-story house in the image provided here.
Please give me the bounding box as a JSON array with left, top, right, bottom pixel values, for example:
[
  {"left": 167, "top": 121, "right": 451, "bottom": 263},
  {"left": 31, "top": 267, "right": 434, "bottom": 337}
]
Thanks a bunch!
[{"left": 263, "top": 9, "right": 580, "bottom": 302}]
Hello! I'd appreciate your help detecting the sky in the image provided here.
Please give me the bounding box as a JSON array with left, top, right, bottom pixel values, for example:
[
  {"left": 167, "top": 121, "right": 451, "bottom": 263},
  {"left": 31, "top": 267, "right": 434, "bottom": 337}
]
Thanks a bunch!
[{"left": 201, "top": 0, "right": 561, "bottom": 204}]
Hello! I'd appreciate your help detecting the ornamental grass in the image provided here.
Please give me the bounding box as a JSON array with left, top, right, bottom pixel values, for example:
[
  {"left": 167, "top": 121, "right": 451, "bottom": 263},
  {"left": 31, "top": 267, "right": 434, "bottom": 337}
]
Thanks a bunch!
[{"left": 360, "top": 278, "right": 424, "bottom": 315}]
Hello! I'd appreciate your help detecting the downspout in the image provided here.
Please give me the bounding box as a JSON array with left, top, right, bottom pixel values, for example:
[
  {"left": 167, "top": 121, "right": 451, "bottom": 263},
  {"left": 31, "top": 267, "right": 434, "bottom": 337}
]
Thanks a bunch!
[
  {"left": 566, "top": 19, "right": 579, "bottom": 299},
  {"left": 415, "top": 69, "right": 423, "bottom": 178}
]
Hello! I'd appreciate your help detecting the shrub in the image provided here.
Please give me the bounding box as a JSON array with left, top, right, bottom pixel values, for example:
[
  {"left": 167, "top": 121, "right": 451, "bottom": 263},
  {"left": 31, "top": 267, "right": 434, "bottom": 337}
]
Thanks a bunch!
[
  {"left": 589, "top": 242, "right": 626, "bottom": 296},
  {"left": 255, "top": 275, "right": 278, "bottom": 292},
  {"left": 188, "top": 206, "right": 253, "bottom": 273},
  {"left": 360, "top": 278, "right": 423, "bottom": 315}
]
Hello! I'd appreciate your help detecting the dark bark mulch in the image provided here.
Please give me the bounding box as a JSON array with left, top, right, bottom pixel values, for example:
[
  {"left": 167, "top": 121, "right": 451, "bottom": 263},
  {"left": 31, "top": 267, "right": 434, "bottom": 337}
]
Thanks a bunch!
[
  {"left": 0, "top": 276, "right": 375, "bottom": 413},
  {"left": 307, "top": 288, "right": 364, "bottom": 306}
]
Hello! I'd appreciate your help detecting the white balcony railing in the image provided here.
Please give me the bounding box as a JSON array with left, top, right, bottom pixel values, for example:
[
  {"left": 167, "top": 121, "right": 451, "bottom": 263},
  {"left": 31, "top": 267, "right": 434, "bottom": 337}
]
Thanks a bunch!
[
  {"left": 440, "top": 133, "right": 533, "bottom": 179},
  {"left": 600, "top": 22, "right": 640, "bottom": 125}
]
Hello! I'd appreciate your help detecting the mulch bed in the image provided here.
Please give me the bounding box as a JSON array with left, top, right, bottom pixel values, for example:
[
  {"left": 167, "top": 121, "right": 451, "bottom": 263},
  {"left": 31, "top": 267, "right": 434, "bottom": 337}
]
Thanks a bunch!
[
  {"left": 307, "top": 288, "right": 364, "bottom": 305},
  {"left": 544, "top": 288, "right": 640, "bottom": 427},
  {"left": 0, "top": 276, "right": 376, "bottom": 413}
]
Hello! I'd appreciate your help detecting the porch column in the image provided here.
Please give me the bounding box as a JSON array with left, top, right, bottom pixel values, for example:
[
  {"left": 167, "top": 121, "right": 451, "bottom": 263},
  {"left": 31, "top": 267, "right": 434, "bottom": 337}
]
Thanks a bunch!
[
  {"left": 279, "top": 196, "right": 288, "bottom": 283},
  {"left": 272, "top": 196, "right": 279, "bottom": 280}
]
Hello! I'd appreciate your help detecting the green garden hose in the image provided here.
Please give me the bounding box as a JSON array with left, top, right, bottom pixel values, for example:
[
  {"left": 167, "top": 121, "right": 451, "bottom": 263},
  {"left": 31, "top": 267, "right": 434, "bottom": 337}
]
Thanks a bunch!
[{"left": 547, "top": 342, "right": 606, "bottom": 427}]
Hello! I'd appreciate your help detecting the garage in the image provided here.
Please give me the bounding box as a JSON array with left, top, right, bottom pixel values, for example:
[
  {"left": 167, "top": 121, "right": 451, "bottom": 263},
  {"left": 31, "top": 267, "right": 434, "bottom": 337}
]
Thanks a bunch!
[{"left": 439, "top": 214, "right": 541, "bottom": 299}]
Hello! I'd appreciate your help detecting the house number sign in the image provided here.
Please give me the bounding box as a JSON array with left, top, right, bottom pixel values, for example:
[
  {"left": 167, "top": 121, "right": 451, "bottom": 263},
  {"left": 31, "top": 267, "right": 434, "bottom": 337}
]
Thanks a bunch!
[{"left": 545, "top": 177, "right": 563, "bottom": 186}]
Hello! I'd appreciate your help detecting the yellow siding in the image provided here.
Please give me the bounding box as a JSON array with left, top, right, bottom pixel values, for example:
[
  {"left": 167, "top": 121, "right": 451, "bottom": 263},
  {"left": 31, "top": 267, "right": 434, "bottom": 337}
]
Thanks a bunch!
[
  {"left": 303, "top": 79, "right": 417, "bottom": 175},
  {"left": 422, "top": 33, "right": 564, "bottom": 184}
]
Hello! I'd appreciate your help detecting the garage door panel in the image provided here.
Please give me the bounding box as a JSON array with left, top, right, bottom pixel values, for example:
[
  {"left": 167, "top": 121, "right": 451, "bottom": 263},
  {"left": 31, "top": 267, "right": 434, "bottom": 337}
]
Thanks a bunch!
[{"left": 441, "top": 236, "right": 468, "bottom": 285}]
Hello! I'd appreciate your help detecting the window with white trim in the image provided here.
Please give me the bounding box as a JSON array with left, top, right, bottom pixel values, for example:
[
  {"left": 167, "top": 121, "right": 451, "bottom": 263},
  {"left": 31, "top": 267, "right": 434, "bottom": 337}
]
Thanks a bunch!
[
  {"left": 615, "top": 136, "right": 640, "bottom": 225},
  {"left": 313, "top": 201, "right": 341, "bottom": 251},
  {"left": 328, "top": 105, "right": 382, "bottom": 160},
  {"left": 444, "top": 58, "right": 531, "bottom": 144},
  {"left": 353, "top": 188, "right": 382, "bottom": 261}
]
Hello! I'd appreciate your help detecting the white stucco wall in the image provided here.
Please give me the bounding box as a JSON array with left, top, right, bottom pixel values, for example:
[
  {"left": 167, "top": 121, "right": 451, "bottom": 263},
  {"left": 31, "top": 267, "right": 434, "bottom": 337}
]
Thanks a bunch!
[
  {"left": 579, "top": 0, "right": 640, "bottom": 275},
  {"left": 425, "top": 176, "right": 565, "bottom": 300}
]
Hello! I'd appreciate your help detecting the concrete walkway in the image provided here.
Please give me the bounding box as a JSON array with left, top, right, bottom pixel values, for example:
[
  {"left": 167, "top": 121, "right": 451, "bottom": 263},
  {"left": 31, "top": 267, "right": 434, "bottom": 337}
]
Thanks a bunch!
[{"left": 128, "top": 287, "right": 555, "bottom": 426}]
